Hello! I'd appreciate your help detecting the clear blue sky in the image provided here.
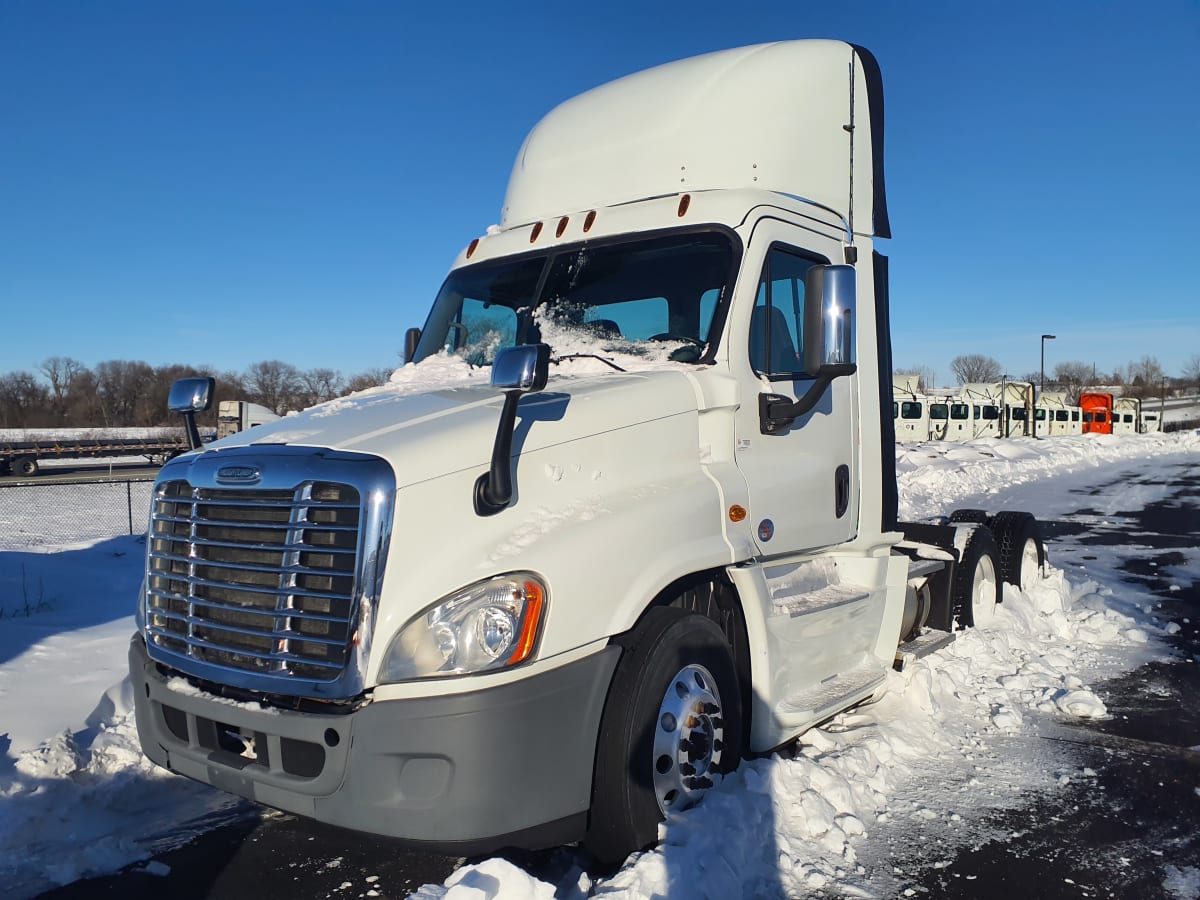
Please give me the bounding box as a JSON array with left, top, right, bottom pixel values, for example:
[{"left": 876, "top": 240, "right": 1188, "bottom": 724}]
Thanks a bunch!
[{"left": 2, "top": 1, "right": 1197, "bottom": 386}]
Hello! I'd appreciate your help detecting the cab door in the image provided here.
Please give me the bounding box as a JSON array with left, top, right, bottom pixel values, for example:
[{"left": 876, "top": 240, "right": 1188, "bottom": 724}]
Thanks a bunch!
[{"left": 731, "top": 226, "right": 859, "bottom": 554}]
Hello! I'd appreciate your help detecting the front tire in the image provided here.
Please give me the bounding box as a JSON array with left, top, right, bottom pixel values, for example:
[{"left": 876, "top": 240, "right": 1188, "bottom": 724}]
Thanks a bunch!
[{"left": 584, "top": 607, "right": 743, "bottom": 865}]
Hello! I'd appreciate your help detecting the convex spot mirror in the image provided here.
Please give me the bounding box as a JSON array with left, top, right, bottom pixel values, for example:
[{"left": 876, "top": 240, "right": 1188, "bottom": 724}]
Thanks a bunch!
[
  {"left": 803, "top": 264, "right": 856, "bottom": 375},
  {"left": 168, "top": 377, "right": 215, "bottom": 413}
]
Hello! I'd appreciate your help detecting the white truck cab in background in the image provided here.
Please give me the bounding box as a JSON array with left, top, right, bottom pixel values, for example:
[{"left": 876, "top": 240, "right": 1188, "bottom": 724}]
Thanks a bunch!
[
  {"left": 216, "top": 400, "right": 281, "bottom": 440},
  {"left": 132, "top": 41, "right": 1044, "bottom": 864}
]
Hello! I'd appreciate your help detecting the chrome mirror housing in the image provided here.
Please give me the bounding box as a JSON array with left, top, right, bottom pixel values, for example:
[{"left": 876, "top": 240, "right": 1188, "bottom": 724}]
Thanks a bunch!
[
  {"left": 803, "top": 265, "right": 856, "bottom": 375},
  {"left": 168, "top": 377, "right": 215, "bottom": 414}
]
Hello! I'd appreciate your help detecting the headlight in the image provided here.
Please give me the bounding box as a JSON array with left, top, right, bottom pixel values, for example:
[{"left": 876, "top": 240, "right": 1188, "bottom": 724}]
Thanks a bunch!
[{"left": 379, "top": 573, "right": 547, "bottom": 682}]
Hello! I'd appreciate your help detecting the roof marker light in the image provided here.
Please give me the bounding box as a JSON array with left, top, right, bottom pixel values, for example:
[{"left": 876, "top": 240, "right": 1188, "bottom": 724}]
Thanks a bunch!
[
  {"left": 530, "top": 222, "right": 543, "bottom": 243},
  {"left": 556, "top": 217, "right": 569, "bottom": 238},
  {"left": 466, "top": 238, "right": 480, "bottom": 258},
  {"left": 677, "top": 194, "right": 691, "bottom": 217},
  {"left": 583, "top": 210, "right": 596, "bottom": 232}
]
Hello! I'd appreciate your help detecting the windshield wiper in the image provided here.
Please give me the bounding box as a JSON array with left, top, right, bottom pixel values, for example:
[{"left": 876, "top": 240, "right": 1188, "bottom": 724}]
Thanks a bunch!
[{"left": 552, "top": 353, "right": 627, "bottom": 372}]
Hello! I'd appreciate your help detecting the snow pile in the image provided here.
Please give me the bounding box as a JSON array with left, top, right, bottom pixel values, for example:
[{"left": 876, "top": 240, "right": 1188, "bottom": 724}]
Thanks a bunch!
[
  {"left": 896, "top": 430, "right": 1200, "bottom": 520},
  {"left": 0, "top": 432, "right": 1195, "bottom": 897}
]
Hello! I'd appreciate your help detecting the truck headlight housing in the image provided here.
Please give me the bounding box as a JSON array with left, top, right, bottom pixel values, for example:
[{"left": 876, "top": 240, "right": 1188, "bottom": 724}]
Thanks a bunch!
[{"left": 379, "top": 573, "right": 547, "bottom": 682}]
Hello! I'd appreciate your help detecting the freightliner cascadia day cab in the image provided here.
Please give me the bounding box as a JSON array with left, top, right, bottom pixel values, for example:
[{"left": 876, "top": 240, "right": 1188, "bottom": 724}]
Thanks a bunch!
[{"left": 131, "top": 41, "right": 1046, "bottom": 864}]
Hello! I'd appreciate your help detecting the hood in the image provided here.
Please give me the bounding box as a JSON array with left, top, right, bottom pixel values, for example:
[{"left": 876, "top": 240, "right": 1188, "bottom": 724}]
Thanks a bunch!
[{"left": 200, "top": 370, "right": 701, "bottom": 488}]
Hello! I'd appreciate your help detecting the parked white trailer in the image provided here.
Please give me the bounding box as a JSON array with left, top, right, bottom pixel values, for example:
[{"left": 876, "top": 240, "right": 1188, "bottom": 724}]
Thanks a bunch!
[
  {"left": 1041, "top": 392, "right": 1082, "bottom": 437},
  {"left": 132, "top": 42, "right": 1045, "bottom": 865},
  {"left": 1113, "top": 397, "right": 1140, "bottom": 435},
  {"left": 894, "top": 375, "right": 931, "bottom": 441},
  {"left": 957, "top": 383, "right": 1005, "bottom": 438}
]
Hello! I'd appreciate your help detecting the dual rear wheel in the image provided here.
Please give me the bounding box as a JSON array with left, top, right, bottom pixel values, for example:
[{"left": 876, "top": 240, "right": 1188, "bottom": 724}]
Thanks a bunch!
[{"left": 950, "top": 510, "right": 1045, "bottom": 628}]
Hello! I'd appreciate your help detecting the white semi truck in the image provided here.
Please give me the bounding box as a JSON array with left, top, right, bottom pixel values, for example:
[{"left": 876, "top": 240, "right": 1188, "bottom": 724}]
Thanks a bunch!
[{"left": 131, "top": 41, "right": 1045, "bottom": 864}]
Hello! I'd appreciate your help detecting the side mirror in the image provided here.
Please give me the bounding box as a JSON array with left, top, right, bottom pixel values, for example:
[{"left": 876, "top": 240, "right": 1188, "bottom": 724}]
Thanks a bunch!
[
  {"left": 475, "top": 344, "right": 551, "bottom": 516},
  {"left": 491, "top": 343, "right": 550, "bottom": 392},
  {"left": 760, "top": 265, "right": 857, "bottom": 435},
  {"left": 404, "top": 327, "right": 421, "bottom": 364},
  {"left": 167, "top": 377, "right": 215, "bottom": 414},
  {"left": 167, "top": 377, "right": 215, "bottom": 451},
  {"left": 803, "top": 264, "right": 856, "bottom": 375}
]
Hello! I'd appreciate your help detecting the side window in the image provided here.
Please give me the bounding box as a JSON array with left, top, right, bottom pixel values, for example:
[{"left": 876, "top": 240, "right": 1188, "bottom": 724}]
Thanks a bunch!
[
  {"left": 1072, "top": 411, "right": 1080, "bottom": 422},
  {"left": 950, "top": 403, "right": 969, "bottom": 420},
  {"left": 930, "top": 403, "right": 949, "bottom": 420},
  {"left": 901, "top": 401, "right": 923, "bottom": 419},
  {"left": 1055, "top": 411, "right": 1069, "bottom": 421},
  {"left": 982, "top": 406, "right": 999, "bottom": 420},
  {"left": 1083, "top": 412, "right": 1093, "bottom": 423},
  {"left": 1012, "top": 408, "right": 1028, "bottom": 421},
  {"left": 893, "top": 401, "right": 899, "bottom": 419},
  {"left": 750, "top": 247, "right": 818, "bottom": 377}
]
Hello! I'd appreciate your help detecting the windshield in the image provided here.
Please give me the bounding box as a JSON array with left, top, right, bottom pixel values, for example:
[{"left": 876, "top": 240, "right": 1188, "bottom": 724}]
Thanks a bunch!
[{"left": 413, "top": 230, "right": 735, "bottom": 367}]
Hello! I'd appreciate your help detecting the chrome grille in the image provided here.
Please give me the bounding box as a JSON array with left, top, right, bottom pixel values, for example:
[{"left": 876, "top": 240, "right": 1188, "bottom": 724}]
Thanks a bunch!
[{"left": 147, "top": 480, "right": 363, "bottom": 682}]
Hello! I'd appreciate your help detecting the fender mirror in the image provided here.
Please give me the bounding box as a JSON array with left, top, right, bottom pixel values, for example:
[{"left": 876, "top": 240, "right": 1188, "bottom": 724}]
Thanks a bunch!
[
  {"left": 167, "top": 377, "right": 215, "bottom": 450},
  {"left": 475, "top": 344, "right": 551, "bottom": 515}
]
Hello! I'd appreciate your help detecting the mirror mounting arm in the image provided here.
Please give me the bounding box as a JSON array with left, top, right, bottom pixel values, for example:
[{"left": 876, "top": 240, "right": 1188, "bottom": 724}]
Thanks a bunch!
[
  {"left": 474, "top": 390, "right": 524, "bottom": 516},
  {"left": 759, "top": 363, "right": 857, "bottom": 435},
  {"left": 474, "top": 344, "right": 551, "bottom": 516}
]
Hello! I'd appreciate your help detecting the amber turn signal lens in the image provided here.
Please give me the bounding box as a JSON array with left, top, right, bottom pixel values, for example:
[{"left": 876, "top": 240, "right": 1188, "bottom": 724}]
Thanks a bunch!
[
  {"left": 728, "top": 505, "right": 747, "bottom": 523},
  {"left": 508, "top": 580, "right": 545, "bottom": 665}
]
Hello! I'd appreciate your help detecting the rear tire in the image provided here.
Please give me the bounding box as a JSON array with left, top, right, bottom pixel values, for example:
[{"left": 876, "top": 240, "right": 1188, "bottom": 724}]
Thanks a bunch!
[
  {"left": 990, "top": 511, "right": 1045, "bottom": 591},
  {"left": 13, "top": 456, "right": 37, "bottom": 477},
  {"left": 584, "top": 607, "right": 743, "bottom": 866},
  {"left": 953, "top": 526, "right": 1001, "bottom": 628}
]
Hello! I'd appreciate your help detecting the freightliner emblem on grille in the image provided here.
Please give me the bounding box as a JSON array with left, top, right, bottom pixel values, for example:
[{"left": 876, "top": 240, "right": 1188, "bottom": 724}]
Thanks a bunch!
[{"left": 216, "top": 465, "right": 262, "bottom": 483}]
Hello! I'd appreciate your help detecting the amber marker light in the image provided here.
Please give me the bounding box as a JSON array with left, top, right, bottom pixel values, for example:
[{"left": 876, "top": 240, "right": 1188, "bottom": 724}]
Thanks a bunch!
[
  {"left": 508, "top": 580, "right": 546, "bottom": 665},
  {"left": 583, "top": 210, "right": 596, "bottom": 232},
  {"left": 677, "top": 194, "right": 691, "bottom": 217},
  {"left": 728, "top": 505, "right": 747, "bottom": 523},
  {"left": 466, "top": 238, "right": 480, "bottom": 258},
  {"left": 530, "top": 221, "right": 544, "bottom": 242},
  {"left": 556, "top": 217, "right": 569, "bottom": 238}
]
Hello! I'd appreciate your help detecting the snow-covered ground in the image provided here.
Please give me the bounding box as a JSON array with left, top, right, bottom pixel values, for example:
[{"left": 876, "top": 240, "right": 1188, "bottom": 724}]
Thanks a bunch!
[{"left": 1, "top": 431, "right": 1198, "bottom": 899}]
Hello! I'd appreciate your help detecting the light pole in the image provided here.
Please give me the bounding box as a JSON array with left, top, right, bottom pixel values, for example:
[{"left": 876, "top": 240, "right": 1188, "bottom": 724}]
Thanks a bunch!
[{"left": 1038, "top": 334, "right": 1056, "bottom": 438}]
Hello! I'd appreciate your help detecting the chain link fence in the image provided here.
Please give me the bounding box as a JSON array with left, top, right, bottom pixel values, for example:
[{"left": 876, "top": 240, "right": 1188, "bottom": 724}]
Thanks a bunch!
[{"left": 0, "top": 478, "right": 155, "bottom": 549}]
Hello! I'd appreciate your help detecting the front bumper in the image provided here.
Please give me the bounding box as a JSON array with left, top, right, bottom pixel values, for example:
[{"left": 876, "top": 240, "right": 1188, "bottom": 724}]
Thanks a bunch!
[{"left": 130, "top": 636, "right": 620, "bottom": 853}]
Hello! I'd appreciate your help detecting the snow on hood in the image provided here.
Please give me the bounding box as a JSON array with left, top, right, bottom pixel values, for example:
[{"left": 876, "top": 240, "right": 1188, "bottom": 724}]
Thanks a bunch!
[{"left": 203, "top": 351, "right": 701, "bottom": 487}]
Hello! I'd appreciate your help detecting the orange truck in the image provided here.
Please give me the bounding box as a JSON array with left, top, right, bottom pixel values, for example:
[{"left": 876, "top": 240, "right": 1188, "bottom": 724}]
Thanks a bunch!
[{"left": 1079, "top": 392, "right": 1114, "bottom": 434}]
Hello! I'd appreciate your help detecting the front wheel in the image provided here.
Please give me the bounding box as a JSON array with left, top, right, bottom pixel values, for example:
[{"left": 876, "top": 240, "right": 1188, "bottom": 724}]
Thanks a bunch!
[{"left": 584, "top": 607, "right": 743, "bottom": 865}]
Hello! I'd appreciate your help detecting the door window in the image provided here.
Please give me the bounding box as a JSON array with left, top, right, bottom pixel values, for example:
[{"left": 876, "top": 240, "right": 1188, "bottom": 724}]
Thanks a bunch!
[{"left": 750, "top": 247, "right": 822, "bottom": 377}]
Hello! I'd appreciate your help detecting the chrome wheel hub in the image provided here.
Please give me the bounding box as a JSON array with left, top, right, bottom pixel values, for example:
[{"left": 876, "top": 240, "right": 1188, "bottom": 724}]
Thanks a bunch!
[{"left": 652, "top": 663, "right": 724, "bottom": 815}]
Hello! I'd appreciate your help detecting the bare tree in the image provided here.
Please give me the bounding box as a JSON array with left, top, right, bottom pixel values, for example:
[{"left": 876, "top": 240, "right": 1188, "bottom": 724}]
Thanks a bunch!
[
  {"left": 345, "top": 368, "right": 394, "bottom": 393},
  {"left": 245, "top": 360, "right": 302, "bottom": 414},
  {"left": 949, "top": 354, "right": 1002, "bottom": 385},
  {"left": 1181, "top": 354, "right": 1200, "bottom": 392},
  {"left": 0, "top": 371, "right": 50, "bottom": 428},
  {"left": 297, "top": 368, "right": 346, "bottom": 408},
  {"left": 1052, "top": 361, "right": 1094, "bottom": 405},
  {"left": 1122, "top": 356, "right": 1166, "bottom": 400},
  {"left": 39, "top": 356, "right": 85, "bottom": 423},
  {"left": 94, "top": 360, "right": 155, "bottom": 427}
]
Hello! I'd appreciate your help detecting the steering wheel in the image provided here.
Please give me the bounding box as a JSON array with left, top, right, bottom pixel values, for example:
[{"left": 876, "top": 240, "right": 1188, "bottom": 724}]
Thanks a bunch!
[
  {"left": 648, "top": 333, "right": 704, "bottom": 363},
  {"left": 649, "top": 333, "right": 704, "bottom": 346}
]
